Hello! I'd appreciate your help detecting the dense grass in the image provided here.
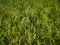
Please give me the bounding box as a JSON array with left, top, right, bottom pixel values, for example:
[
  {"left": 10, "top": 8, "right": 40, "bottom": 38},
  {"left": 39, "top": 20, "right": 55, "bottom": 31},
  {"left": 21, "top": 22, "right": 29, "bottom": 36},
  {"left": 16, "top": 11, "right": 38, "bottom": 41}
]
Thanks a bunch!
[{"left": 0, "top": 0, "right": 60, "bottom": 45}]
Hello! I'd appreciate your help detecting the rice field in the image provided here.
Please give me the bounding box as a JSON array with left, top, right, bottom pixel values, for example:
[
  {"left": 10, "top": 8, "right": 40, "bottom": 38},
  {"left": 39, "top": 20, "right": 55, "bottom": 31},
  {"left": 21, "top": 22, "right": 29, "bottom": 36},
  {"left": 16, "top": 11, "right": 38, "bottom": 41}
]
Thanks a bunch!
[{"left": 0, "top": 0, "right": 60, "bottom": 45}]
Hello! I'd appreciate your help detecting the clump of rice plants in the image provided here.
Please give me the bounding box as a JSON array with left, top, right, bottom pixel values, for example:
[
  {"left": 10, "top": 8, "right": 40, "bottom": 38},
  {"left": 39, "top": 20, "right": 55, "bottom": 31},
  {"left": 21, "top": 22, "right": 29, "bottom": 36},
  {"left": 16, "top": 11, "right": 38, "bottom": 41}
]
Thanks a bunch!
[{"left": 0, "top": 0, "right": 60, "bottom": 45}]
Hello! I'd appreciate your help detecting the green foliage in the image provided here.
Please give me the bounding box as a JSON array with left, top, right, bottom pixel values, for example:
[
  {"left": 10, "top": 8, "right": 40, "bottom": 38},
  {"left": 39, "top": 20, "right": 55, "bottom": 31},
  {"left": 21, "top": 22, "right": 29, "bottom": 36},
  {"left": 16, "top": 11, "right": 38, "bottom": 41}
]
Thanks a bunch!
[{"left": 0, "top": 0, "right": 60, "bottom": 45}]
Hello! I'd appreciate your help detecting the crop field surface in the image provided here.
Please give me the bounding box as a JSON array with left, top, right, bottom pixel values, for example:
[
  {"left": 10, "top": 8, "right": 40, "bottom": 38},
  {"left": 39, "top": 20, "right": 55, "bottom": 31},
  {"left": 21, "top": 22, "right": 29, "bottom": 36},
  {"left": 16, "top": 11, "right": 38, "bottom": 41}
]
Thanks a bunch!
[{"left": 0, "top": 0, "right": 60, "bottom": 45}]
